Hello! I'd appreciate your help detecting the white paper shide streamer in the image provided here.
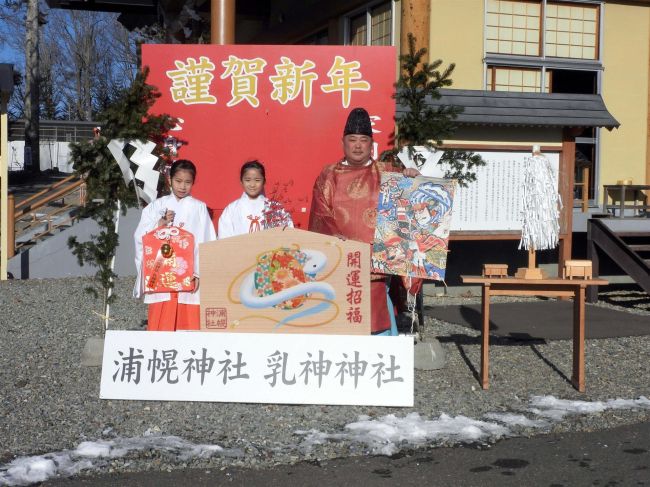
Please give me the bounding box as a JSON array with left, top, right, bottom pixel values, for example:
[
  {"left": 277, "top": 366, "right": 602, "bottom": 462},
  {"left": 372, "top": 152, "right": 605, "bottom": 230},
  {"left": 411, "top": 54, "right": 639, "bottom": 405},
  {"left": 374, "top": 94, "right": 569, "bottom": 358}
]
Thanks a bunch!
[
  {"left": 519, "top": 152, "right": 562, "bottom": 251},
  {"left": 108, "top": 139, "right": 161, "bottom": 204}
]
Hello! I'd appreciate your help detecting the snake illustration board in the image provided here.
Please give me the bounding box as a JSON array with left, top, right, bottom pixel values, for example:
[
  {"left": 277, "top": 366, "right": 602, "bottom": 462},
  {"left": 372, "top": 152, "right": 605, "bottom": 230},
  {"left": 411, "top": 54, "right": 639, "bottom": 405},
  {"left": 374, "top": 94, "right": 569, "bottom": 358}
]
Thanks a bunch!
[{"left": 228, "top": 244, "right": 342, "bottom": 330}]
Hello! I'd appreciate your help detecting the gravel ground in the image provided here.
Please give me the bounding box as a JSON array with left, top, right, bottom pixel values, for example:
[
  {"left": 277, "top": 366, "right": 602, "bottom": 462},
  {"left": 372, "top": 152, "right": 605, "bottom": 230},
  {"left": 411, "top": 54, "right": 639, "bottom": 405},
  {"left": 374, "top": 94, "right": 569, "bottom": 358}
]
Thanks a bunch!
[{"left": 1, "top": 276, "right": 649, "bottom": 477}]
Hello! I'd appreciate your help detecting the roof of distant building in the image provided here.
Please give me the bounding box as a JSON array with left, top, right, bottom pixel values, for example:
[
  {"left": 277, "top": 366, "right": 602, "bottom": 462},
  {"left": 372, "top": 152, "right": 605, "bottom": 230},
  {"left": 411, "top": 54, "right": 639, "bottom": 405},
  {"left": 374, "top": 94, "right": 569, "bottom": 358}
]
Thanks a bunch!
[{"left": 397, "top": 89, "right": 620, "bottom": 130}]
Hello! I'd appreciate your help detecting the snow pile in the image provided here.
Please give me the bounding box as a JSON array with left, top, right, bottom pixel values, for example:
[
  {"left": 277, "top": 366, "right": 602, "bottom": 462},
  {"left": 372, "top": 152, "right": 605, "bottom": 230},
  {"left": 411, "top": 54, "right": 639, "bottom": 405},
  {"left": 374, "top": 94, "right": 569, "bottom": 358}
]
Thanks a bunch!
[
  {"left": 483, "top": 412, "right": 550, "bottom": 429},
  {"left": 3, "top": 395, "right": 650, "bottom": 485},
  {"left": 0, "top": 435, "right": 235, "bottom": 487},
  {"left": 529, "top": 395, "right": 650, "bottom": 421},
  {"left": 298, "top": 412, "right": 510, "bottom": 455},
  {"left": 297, "top": 395, "right": 650, "bottom": 455}
]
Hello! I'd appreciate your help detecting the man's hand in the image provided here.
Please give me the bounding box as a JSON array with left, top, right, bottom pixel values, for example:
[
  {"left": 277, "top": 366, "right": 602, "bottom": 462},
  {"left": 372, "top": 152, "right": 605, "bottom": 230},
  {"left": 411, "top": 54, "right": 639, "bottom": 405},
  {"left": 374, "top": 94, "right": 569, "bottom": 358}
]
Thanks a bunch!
[{"left": 402, "top": 167, "right": 421, "bottom": 178}]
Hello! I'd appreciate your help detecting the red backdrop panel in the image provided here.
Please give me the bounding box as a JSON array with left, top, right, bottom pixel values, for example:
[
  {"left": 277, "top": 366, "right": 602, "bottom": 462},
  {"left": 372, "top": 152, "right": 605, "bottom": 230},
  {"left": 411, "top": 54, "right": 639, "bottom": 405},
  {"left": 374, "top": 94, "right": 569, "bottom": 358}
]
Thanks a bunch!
[{"left": 142, "top": 44, "right": 396, "bottom": 230}]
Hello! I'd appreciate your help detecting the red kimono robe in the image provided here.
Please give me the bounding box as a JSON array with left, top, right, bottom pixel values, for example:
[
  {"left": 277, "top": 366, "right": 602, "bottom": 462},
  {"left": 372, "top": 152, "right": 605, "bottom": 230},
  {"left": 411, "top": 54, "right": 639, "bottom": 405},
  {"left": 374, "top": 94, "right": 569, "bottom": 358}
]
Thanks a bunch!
[{"left": 308, "top": 159, "right": 398, "bottom": 333}]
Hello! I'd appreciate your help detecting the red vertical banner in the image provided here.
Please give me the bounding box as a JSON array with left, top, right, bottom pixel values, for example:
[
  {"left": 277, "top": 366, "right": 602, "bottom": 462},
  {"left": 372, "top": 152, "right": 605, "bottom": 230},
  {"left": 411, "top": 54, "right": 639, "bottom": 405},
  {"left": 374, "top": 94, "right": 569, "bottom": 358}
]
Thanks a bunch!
[{"left": 142, "top": 45, "right": 397, "bottom": 230}]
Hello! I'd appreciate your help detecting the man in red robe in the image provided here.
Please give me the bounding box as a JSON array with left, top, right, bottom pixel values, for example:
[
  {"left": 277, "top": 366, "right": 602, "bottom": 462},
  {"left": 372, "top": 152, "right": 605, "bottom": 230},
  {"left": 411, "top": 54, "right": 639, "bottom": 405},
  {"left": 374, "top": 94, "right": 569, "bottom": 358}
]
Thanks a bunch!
[{"left": 308, "top": 107, "right": 419, "bottom": 334}]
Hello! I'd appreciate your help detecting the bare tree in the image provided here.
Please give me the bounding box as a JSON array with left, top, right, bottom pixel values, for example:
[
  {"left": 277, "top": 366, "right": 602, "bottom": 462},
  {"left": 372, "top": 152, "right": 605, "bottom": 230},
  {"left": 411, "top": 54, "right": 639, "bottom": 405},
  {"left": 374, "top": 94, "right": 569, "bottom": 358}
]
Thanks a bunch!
[
  {"left": 2, "top": 2, "right": 141, "bottom": 125},
  {"left": 49, "top": 9, "right": 138, "bottom": 120},
  {"left": 39, "top": 36, "right": 63, "bottom": 119},
  {"left": 24, "top": 0, "right": 40, "bottom": 173}
]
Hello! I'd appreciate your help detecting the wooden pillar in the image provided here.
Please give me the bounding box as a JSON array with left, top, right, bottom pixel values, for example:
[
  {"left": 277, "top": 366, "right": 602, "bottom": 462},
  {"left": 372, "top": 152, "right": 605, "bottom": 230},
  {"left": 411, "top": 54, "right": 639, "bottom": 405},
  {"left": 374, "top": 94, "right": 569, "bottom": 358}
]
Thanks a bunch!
[
  {"left": 7, "top": 192, "right": 14, "bottom": 259},
  {"left": 211, "top": 0, "right": 235, "bottom": 45},
  {"left": 400, "top": 0, "right": 431, "bottom": 61},
  {"left": 647, "top": 12, "right": 650, "bottom": 186},
  {"left": 558, "top": 128, "right": 577, "bottom": 274},
  {"left": 1, "top": 95, "right": 9, "bottom": 279}
]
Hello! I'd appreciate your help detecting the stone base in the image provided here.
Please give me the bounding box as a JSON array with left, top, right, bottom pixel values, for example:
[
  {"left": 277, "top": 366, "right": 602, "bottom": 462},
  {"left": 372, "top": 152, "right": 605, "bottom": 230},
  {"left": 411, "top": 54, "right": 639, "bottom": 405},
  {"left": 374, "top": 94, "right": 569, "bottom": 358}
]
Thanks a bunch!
[
  {"left": 81, "top": 336, "right": 104, "bottom": 367},
  {"left": 413, "top": 337, "right": 446, "bottom": 370}
]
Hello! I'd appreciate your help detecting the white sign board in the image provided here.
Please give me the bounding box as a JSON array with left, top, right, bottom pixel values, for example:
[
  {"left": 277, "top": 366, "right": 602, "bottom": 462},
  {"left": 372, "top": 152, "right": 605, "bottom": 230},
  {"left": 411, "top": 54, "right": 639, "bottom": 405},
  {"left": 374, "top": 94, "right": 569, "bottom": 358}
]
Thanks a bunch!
[
  {"left": 100, "top": 330, "right": 414, "bottom": 407},
  {"left": 402, "top": 150, "right": 560, "bottom": 232}
]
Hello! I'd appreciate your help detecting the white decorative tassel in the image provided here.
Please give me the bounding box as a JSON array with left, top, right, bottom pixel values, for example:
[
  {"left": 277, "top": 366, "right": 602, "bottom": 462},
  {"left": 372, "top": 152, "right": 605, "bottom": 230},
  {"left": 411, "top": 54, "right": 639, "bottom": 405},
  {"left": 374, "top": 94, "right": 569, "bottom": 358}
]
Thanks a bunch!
[{"left": 519, "top": 153, "right": 563, "bottom": 251}]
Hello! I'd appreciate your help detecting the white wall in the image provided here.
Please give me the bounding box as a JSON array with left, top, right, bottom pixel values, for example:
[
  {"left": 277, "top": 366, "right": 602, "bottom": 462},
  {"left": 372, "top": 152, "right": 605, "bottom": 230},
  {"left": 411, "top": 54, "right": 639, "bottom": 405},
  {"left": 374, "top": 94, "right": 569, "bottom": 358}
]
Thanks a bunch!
[{"left": 8, "top": 140, "right": 74, "bottom": 173}]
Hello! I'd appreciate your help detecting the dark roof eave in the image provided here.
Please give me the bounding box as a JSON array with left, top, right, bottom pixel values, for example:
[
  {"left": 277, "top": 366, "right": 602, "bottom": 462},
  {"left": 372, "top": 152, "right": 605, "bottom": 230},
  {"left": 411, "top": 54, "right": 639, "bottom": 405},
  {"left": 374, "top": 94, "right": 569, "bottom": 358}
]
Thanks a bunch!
[{"left": 397, "top": 89, "right": 620, "bottom": 130}]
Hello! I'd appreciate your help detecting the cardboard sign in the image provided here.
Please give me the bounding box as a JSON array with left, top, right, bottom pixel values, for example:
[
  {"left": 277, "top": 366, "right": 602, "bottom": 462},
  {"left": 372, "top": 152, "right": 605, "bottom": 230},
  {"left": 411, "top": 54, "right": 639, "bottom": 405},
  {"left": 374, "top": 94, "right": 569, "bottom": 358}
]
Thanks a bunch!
[
  {"left": 142, "top": 226, "right": 195, "bottom": 293},
  {"left": 199, "top": 227, "right": 371, "bottom": 335},
  {"left": 142, "top": 44, "right": 397, "bottom": 229},
  {"left": 100, "top": 330, "right": 414, "bottom": 407}
]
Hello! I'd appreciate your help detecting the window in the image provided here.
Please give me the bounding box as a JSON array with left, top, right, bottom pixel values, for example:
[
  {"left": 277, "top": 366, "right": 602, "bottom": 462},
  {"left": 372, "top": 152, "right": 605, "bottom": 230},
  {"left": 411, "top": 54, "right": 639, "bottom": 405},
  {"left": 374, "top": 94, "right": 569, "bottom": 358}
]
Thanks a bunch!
[
  {"left": 487, "top": 66, "right": 550, "bottom": 92},
  {"left": 545, "top": 3, "right": 599, "bottom": 59},
  {"left": 486, "top": 0, "right": 541, "bottom": 56},
  {"left": 485, "top": 1, "right": 603, "bottom": 206},
  {"left": 345, "top": 1, "right": 393, "bottom": 46},
  {"left": 485, "top": 0, "right": 600, "bottom": 60}
]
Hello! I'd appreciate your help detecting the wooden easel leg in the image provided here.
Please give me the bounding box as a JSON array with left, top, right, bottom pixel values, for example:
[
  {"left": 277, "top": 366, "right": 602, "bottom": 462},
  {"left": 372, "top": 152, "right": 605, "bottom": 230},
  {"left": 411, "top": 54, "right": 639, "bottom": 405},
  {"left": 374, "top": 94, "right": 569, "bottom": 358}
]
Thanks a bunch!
[
  {"left": 481, "top": 285, "right": 490, "bottom": 390},
  {"left": 572, "top": 285, "right": 586, "bottom": 392}
]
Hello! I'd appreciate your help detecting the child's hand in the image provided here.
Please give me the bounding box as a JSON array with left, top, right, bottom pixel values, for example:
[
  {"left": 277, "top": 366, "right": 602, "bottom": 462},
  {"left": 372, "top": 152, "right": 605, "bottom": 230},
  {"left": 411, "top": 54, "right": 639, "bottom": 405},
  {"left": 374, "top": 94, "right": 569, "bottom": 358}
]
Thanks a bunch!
[
  {"left": 158, "top": 209, "right": 175, "bottom": 226},
  {"left": 191, "top": 276, "right": 200, "bottom": 293}
]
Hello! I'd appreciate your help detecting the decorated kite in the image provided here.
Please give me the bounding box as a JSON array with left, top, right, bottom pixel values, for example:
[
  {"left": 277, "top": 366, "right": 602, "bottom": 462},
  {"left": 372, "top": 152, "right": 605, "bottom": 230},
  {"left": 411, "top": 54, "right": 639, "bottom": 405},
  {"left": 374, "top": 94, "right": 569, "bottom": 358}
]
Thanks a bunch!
[{"left": 372, "top": 174, "right": 455, "bottom": 280}]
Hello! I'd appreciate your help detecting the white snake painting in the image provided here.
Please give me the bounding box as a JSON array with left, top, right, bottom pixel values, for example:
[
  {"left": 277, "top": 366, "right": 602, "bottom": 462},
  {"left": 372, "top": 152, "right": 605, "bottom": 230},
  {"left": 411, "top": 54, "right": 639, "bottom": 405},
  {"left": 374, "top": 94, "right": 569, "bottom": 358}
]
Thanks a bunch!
[{"left": 229, "top": 245, "right": 340, "bottom": 329}]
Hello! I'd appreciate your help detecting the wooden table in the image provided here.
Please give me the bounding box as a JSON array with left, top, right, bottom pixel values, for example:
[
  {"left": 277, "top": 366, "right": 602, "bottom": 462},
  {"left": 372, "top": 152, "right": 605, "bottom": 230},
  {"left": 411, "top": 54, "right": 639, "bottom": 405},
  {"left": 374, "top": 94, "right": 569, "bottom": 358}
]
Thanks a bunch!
[
  {"left": 602, "top": 184, "right": 649, "bottom": 217},
  {"left": 461, "top": 276, "right": 608, "bottom": 392}
]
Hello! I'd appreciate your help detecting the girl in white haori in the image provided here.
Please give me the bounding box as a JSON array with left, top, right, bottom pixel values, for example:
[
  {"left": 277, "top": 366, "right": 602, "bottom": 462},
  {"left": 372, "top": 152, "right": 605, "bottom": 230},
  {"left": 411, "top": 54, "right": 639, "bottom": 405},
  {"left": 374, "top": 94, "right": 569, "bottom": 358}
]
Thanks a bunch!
[
  {"left": 218, "top": 160, "right": 293, "bottom": 239},
  {"left": 134, "top": 159, "right": 216, "bottom": 331}
]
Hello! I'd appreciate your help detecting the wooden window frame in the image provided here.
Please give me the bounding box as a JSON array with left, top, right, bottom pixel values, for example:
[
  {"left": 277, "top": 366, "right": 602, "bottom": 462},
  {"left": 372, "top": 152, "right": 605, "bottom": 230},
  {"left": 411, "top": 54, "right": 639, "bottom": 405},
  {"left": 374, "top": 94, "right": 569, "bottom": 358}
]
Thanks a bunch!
[
  {"left": 343, "top": 0, "right": 395, "bottom": 47},
  {"left": 484, "top": 0, "right": 602, "bottom": 60}
]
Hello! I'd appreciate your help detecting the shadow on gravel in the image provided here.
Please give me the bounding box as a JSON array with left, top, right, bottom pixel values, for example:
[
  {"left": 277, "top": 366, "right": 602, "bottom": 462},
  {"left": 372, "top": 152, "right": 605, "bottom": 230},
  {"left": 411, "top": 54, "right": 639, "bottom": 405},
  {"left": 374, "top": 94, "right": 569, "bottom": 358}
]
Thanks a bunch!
[
  {"left": 439, "top": 334, "right": 555, "bottom": 387},
  {"left": 424, "top": 299, "right": 650, "bottom": 341}
]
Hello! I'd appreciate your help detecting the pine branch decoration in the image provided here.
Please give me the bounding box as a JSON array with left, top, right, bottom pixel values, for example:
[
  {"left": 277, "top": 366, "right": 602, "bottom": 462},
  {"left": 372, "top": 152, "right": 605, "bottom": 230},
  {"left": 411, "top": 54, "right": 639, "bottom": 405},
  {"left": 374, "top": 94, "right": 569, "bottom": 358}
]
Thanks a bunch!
[{"left": 382, "top": 33, "right": 485, "bottom": 186}]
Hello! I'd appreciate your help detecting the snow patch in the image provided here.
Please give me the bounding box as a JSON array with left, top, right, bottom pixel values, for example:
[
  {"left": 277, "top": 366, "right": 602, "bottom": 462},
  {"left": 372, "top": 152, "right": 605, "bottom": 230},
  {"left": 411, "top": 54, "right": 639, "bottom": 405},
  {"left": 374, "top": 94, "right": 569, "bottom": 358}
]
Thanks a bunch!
[
  {"left": 3, "top": 395, "right": 650, "bottom": 485},
  {"left": 298, "top": 412, "right": 510, "bottom": 455},
  {"left": 529, "top": 395, "right": 650, "bottom": 421},
  {"left": 0, "top": 435, "right": 236, "bottom": 487},
  {"left": 297, "top": 395, "right": 650, "bottom": 455},
  {"left": 483, "top": 412, "right": 550, "bottom": 429}
]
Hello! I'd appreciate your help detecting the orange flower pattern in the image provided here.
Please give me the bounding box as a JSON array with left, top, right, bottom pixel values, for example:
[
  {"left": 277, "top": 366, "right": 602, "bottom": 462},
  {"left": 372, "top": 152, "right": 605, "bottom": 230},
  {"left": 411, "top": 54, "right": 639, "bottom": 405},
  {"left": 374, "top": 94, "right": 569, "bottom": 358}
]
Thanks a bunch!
[{"left": 254, "top": 248, "right": 312, "bottom": 309}]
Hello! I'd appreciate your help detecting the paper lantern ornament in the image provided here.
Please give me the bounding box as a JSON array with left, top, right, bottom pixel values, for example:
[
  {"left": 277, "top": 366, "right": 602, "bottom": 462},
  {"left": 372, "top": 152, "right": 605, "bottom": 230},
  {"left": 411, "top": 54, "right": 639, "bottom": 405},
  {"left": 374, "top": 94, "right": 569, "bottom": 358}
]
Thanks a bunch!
[{"left": 142, "top": 226, "right": 195, "bottom": 293}]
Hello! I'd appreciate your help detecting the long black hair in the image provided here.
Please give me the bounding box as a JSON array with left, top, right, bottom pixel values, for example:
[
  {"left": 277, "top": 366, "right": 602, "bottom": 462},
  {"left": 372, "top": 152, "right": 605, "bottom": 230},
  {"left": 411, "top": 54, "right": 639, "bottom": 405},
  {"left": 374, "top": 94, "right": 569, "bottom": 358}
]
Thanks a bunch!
[{"left": 240, "top": 160, "right": 265, "bottom": 181}]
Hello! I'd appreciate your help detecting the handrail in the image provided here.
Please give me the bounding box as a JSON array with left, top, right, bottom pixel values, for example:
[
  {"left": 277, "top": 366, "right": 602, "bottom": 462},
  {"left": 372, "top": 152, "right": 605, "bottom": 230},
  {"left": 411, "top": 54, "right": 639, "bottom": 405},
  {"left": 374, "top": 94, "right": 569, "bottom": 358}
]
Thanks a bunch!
[
  {"left": 5, "top": 177, "right": 87, "bottom": 258},
  {"left": 14, "top": 179, "right": 85, "bottom": 220},
  {"left": 586, "top": 218, "right": 650, "bottom": 302},
  {"left": 602, "top": 184, "right": 650, "bottom": 218},
  {"left": 15, "top": 174, "right": 78, "bottom": 210}
]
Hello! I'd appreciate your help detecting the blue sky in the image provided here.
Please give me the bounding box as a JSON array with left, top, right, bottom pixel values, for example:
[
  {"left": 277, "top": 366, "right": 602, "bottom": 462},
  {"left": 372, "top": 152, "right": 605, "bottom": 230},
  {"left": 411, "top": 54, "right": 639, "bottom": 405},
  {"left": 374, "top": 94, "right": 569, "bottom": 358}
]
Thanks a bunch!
[{"left": 0, "top": 44, "right": 21, "bottom": 65}]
